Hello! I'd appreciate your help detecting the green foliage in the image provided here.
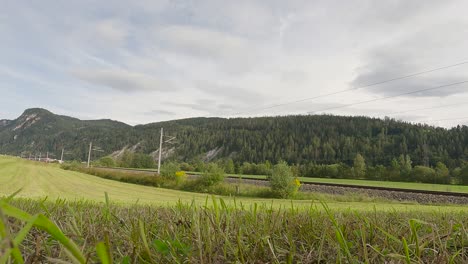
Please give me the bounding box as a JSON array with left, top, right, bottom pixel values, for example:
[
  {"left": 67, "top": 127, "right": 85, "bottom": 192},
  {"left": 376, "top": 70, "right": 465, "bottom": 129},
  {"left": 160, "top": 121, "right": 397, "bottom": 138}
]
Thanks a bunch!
[
  {"left": 366, "top": 165, "right": 386, "bottom": 180},
  {"left": 353, "top": 154, "right": 366, "bottom": 179},
  {"left": 180, "top": 162, "right": 195, "bottom": 171},
  {"left": 75, "top": 167, "right": 163, "bottom": 187},
  {"left": 131, "top": 153, "right": 155, "bottom": 169},
  {"left": 161, "top": 162, "right": 180, "bottom": 180},
  {"left": 412, "top": 166, "right": 436, "bottom": 183},
  {"left": 240, "top": 161, "right": 272, "bottom": 176},
  {"left": 175, "top": 171, "right": 187, "bottom": 186},
  {"left": 435, "top": 162, "right": 449, "bottom": 183},
  {"left": 97, "top": 156, "right": 116, "bottom": 167},
  {"left": 117, "top": 151, "right": 155, "bottom": 169},
  {"left": 60, "top": 160, "right": 83, "bottom": 170},
  {"left": 268, "top": 161, "right": 298, "bottom": 198},
  {"left": 224, "top": 159, "right": 235, "bottom": 174},
  {"left": 3, "top": 198, "right": 468, "bottom": 263},
  {"left": 459, "top": 164, "right": 468, "bottom": 185},
  {"left": 399, "top": 154, "right": 413, "bottom": 178},
  {"left": 198, "top": 163, "right": 225, "bottom": 187},
  {"left": 2, "top": 109, "right": 468, "bottom": 170},
  {"left": 118, "top": 151, "right": 134, "bottom": 168}
]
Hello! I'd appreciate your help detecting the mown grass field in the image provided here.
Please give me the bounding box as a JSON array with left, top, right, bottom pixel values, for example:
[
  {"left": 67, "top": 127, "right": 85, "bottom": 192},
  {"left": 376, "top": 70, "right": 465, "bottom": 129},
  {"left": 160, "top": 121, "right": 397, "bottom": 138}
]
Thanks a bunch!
[
  {"left": 1, "top": 156, "right": 468, "bottom": 263},
  {"left": 0, "top": 156, "right": 467, "bottom": 212}
]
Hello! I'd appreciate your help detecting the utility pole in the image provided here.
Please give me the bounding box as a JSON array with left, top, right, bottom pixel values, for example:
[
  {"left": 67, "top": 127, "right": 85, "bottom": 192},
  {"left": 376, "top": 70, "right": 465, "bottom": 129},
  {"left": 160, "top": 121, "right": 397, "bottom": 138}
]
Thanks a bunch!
[
  {"left": 87, "top": 142, "right": 92, "bottom": 168},
  {"left": 158, "top": 128, "right": 163, "bottom": 174},
  {"left": 60, "top": 148, "right": 64, "bottom": 163}
]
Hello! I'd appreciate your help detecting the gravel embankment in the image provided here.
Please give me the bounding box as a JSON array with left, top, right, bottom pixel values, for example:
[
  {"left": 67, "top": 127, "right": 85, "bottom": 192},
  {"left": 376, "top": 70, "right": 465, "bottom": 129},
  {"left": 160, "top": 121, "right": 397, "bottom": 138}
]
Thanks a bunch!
[{"left": 224, "top": 178, "right": 468, "bottom": 205}]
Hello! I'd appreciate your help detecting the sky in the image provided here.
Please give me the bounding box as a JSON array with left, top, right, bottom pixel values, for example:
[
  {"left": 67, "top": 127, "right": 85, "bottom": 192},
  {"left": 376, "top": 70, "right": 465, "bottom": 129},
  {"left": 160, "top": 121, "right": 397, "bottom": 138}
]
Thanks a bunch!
[{"left": 1, "top": 0, "right": 468, "bottom": 127}]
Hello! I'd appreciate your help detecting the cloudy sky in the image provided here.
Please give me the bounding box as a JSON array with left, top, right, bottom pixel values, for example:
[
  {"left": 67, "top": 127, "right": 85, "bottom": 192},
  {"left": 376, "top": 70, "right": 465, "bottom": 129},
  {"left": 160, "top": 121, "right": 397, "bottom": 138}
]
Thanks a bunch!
[{"left": 1, "top": 0, "right": 468, "bottom": 127}]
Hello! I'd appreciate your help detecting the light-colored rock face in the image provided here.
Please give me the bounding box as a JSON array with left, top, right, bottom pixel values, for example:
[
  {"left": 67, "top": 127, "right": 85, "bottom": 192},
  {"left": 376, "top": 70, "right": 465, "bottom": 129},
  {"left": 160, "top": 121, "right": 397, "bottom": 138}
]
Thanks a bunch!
[
  {"left": 204, "top": 147, "right": 223, "bottom": 162},
  {"left": 13, "top": 114, "right": 41, "bottom": 131}
]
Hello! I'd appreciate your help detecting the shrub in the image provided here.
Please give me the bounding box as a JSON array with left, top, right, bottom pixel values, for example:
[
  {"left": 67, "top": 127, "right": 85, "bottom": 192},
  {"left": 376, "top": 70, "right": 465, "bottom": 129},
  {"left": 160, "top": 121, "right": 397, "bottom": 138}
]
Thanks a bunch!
[
  {"left": 175, "top": 171, "right": 187, "bottom": 186},
  {"left": 60, "top": 161, "right": 82, "bottom": 171},
  {"left": 198, "top": 163, "right": 225, "bottom": 187},
  {"left": 412, "top": 166, "right": 436, "bottom": 183},
  {"left": 435, "top": 162, "right": 449, "bottom": 184},
  {"left": 131, "top": 153, "right": 155, "bottom": 169},
  {"left": 180, "top": 162, "right": 195, "bottom": 172},
  {"left": 97, "top": 156, "right": 116, "bottom": 167},
  {"left": 268, "top": 161, "right": 299, "bottom": 198},
  {"left": 161, "top": 162, "right": 180, "bottom": 180},
  {"left": 353, "top": 154, "right": 366, "bottom": 179}
]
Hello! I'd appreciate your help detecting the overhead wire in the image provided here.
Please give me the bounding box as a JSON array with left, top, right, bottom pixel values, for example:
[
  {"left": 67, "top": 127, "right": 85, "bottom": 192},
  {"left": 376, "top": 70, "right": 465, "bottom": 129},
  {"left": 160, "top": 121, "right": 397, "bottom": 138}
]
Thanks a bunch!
[
  {"left": 229, "top": 60, "right": 468, "bottom": 116},
  {"left": 307, "top": 81, "right": 468, "bottom": 114}
]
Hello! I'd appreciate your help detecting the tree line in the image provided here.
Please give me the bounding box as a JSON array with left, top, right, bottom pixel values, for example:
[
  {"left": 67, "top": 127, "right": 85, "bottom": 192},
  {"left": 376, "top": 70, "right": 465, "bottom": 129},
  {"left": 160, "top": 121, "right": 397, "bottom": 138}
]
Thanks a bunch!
[{"left": 3, "top": 109, "right": 468, "bottom": 179}]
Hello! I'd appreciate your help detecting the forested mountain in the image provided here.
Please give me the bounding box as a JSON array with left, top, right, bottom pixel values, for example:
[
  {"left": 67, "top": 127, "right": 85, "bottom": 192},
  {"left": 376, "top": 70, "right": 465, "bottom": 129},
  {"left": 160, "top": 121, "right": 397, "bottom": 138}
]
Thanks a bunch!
[
  {"left": 0, "top": 108, "right": 133, "bottom": 161},
  {"left": 1, "top": 108, "right": 467, "bottom": 168}
]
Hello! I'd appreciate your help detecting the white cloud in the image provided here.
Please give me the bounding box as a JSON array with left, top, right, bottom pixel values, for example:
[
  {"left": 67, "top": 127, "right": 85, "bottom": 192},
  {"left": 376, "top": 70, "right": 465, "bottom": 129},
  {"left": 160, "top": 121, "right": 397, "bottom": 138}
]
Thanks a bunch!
[
  {"left": 155, "top": 25, "right": 263, "bottom": 73},
  {"left": 72, "top": 68, "right": 175, "bottom": 93},
  {"left": 1, "top": 0, "right": 468, "bottom": 127}
]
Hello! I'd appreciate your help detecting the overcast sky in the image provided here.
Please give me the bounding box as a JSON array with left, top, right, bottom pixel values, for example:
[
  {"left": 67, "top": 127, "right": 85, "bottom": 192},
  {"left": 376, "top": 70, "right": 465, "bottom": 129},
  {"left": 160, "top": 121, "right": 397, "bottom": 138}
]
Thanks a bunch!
[{"left": 1, "top": 0, "right": 468, "bottom": 127}]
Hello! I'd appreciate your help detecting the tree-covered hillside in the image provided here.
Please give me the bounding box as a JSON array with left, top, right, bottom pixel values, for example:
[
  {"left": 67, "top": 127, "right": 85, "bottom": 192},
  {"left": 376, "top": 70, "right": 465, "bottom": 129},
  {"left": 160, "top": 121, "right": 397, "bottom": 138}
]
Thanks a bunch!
[
  {"left": 1, "top": 108, "right": 467, "bottom": 168},
  {"left": 0, "top": 108, "right": 133, "bottom": 161}
]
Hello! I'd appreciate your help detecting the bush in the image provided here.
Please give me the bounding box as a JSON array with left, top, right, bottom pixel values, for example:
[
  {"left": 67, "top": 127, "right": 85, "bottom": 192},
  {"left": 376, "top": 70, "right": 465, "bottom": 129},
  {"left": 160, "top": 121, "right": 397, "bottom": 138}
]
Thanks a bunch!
[
  {"left": 97, "top": 156, "right": 116, "bottom": 167},
  {"left": 180, "top": 162, "right": 195, "bottom": 172},
  {"left": 412, "top": 166, "right": 436, "bottom": 183},
  {"left": 60, "top": 161, "right": 82, "bottom": 171},
  {"left": 161, "top": 162, "right": 180, "bottom": 180},
  {"left": 131, "top": 153, "right": 155, "bottom": 169},
  {"left": 198, "top": 163, "right": 225, "bottom": 187},
  {"left": 268, "top": 161, "right": 299, "bottom": 198},
  {"left": 175, "top": 171, "right": 187, "bottom": 186},
  {"left": 435, "top": 162, "right": 449, "bottom": 184}
]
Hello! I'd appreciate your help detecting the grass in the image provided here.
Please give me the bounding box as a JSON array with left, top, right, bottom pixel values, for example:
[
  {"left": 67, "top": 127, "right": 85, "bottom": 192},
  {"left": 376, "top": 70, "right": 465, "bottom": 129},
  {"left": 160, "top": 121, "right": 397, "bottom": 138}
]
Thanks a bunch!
[
  {"left": 187, "top": 171, "right": 468, "bottom": 194},
  {"left": 1, "top": 156, "right": 468, "bottom": 262},
  {"left": 96, "top": 166, "right": 468, "bottom": 193},
  {"left": 1, "top": 197, "right": 467, "bottom": 263},
  {"left": 1, "top": 156, "right": 467, "bottom": 212}
]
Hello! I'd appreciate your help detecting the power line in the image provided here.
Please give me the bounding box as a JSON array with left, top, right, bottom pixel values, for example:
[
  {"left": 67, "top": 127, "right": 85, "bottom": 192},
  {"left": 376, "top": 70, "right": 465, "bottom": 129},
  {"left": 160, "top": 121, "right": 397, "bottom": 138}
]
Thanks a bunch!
[
  {"left": 307, "top": 81, "right": 468, "bottom": 114},
  {"left": 382, "top": 102, "right": 468, "bottom": 116},
  {"left": 231, "top": 60, "right": 468, "bottom": 116}
]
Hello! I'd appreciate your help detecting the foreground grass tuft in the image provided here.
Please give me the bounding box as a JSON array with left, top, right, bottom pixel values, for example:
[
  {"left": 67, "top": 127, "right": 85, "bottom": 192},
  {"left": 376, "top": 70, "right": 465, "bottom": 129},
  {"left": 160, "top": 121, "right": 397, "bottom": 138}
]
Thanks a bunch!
[{"left": 1, "top": 196, "right": 467, "bottom": 263}]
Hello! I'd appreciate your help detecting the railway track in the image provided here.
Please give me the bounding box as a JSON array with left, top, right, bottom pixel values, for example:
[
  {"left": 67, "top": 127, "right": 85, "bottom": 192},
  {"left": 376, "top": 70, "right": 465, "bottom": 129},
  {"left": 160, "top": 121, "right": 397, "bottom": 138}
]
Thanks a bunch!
[{"left": 93, "top": 166, "right": 468, "bottom": 198}]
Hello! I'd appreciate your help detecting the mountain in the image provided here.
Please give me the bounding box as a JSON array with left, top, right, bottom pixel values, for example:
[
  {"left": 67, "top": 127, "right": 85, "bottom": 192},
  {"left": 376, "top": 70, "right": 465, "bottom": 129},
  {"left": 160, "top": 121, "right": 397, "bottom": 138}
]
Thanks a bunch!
[
  {"left": 1, "top": 108, "right": 467, "bottom": 167},
  {"left": 0, "top": 108, "right": 133, "bottom": 161},
  {"left": 0, "top": 119, "right": 11, "bottom": 128}
]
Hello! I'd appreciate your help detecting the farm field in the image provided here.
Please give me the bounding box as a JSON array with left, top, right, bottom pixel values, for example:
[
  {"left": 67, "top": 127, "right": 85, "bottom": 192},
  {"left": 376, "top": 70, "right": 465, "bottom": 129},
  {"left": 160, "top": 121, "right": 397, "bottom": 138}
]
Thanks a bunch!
[
  {"left": 100, "top": 166, "right": 468, "bottom": 193},
  {"left": 0, "top": 156, "right": 467, "bottom": 212},
  {"left": 186, "top": 171, "right": 468, "bottom": 194},
  {"left": 1, "top": 156, "right": 468, "bottom": 263},
  {"left": 0, "top": 156, "right": 467, "bottom": 263}
]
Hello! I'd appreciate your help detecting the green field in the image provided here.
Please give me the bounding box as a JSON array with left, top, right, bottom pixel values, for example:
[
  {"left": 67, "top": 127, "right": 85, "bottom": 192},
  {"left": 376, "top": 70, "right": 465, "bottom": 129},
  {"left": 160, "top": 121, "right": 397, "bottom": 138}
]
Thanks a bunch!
[
  {"left": 0, "top": 156, "right": 467, "bottom": 212},
  {"left": 187, "top": 171, "right": 468, "bottom": 194},
  {"left": 2, "top": 156, "right": 468, "bottom": 263}
]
